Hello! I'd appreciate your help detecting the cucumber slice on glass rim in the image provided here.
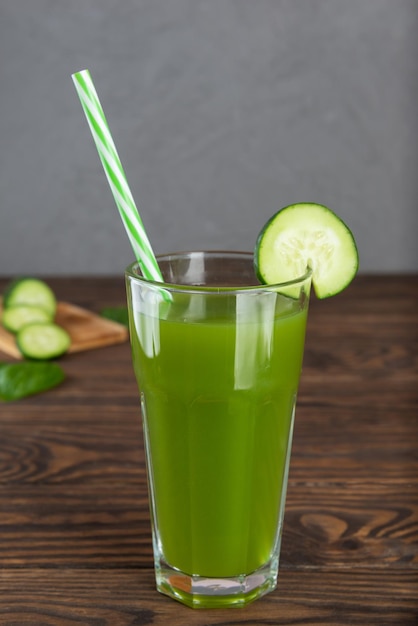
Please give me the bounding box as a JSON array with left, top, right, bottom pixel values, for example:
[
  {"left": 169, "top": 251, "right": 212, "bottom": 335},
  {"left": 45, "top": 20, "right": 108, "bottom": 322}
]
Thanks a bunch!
[{"left": 254, "top": 203, "right": 359, "bottom": 299}]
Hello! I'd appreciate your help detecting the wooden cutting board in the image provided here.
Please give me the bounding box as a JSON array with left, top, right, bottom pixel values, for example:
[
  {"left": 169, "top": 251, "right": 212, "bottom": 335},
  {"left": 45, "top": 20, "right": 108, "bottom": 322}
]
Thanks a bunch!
[{"left": 0, "top": 300, "right": 129, "bottom": 359}]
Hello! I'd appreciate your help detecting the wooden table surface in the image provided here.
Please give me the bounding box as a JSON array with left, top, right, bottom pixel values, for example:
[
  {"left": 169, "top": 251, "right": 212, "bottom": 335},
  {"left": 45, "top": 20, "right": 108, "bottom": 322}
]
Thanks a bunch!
[{"left": 0, "top": 275, "right": 417, "bottom": 625}]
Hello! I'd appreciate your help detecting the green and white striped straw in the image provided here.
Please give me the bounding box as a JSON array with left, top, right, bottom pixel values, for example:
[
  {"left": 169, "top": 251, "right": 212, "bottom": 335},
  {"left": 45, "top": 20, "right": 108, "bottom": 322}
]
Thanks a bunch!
[{"left": 71, "top": 69, "right": 163, "bottom": 283}]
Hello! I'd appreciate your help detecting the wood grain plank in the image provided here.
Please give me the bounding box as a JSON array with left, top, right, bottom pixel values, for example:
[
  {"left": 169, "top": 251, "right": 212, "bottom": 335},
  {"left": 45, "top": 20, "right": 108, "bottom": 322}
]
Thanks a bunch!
[
  {"left": 0, "top": 568, "right": 416, "bottom": 626},
  {"left": 0, "top": 276, "right": 416, "bottom": 624},
  {"left": 0, "top": 418, "right": 143, "bottom": 484},
  {"left": 0, "top": 483, "right": 416, "bottom": 569},
  {"left": 0, "top": 484, "right": 152, "bottom": 567},
  {"left": 1, "top": 394, "right": 416, "bottom": 484},
  {"left": 1, "top": 356, "right": 416, "bottom": 484}
]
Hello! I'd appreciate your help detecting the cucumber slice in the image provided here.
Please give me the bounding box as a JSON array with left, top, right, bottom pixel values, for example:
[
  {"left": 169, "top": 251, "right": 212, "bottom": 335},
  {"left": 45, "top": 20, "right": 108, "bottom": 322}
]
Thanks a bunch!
[
  {"left": 3, "top": 278, "right": 57, "bottom": 317},
  {"left": 2, "top": 305, "right": 52, "bottom": 333},
  {"left": 16, "top": 322, "right": 71, "bottom": 360},
  {"left": 254, "top": 203, "right": 359, "bottom": 298}
]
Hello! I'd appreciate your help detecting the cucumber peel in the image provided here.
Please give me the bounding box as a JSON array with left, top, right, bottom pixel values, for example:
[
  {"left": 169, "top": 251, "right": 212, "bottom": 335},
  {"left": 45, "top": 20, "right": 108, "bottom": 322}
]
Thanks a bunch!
[{"left": 254, "top": 203, "right": 359, "bottom": 298}]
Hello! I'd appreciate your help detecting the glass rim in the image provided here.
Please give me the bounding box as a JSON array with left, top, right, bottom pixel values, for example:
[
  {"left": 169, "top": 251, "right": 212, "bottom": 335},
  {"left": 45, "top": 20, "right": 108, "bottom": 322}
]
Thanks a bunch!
[{"left": 125, "top": 250, "right": 313, "bottom": 294}]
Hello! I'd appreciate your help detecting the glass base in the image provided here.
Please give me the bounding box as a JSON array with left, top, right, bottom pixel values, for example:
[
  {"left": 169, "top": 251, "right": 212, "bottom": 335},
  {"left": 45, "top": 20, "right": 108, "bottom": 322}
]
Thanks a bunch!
[{"left": 155, "top": 557, "right": 279, "bottom": 609}]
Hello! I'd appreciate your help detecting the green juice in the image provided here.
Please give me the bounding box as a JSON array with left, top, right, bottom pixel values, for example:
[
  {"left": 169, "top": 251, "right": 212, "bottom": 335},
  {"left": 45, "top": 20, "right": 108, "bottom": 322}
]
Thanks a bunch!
[{"left": 130, "top": 296, "right": 308, "bottom": 579}]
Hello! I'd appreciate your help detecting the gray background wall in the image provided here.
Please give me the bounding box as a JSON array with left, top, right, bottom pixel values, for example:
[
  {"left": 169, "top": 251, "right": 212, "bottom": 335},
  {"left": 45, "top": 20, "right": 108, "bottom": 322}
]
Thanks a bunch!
[{"left": 1, "top": 0, "right": 417, "bottom": 276}]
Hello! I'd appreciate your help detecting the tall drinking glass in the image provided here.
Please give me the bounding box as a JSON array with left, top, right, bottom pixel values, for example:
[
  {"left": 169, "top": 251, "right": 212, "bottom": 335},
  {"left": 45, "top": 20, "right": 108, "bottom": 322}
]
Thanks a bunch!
[{"left": 125, "top": 251, "right": 312, "bottom": 608}]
